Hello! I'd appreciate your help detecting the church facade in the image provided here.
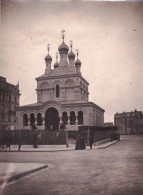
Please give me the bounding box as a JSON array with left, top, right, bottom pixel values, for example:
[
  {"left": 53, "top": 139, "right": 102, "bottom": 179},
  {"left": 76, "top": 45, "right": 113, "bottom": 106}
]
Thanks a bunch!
[{"left": 16, "top": 31, "right": 105, "bottom": 131}]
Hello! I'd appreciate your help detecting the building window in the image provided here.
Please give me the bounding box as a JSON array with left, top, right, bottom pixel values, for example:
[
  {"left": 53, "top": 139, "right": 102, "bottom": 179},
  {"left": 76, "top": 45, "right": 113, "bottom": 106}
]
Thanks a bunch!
[
  {"left": 30, "top": 113, "right": 35, "bottom": 126},
  {"left": 23, "top": 114, "right": 28, "bottom": 126},
  {"left": 70, "top": 111, "right": 76, "bottom": 125},
  {"left": 62, "top": 112, "right": 68, "bottom": 125},
  {"left": 78, "top": 111, "right": 83, "bottom": 125},
  {"left": 37, "top": 113, "right": 42, "bottom": 126},
  {"left": 56, "top": 85, "right": 60, "bottom": 98}
]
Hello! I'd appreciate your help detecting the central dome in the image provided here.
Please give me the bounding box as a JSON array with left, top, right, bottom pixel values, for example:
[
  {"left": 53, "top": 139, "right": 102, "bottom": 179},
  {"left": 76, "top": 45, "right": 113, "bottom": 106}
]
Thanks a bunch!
[{"left": 58, "top": 42, "right": 69, "bottom": 53}]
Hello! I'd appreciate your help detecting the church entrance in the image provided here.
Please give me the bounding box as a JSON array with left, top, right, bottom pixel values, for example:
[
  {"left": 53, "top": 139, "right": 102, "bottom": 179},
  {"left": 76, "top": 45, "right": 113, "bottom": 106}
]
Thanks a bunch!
[{"left": 45, "top": 108, "right": 60, "bottom": 131}]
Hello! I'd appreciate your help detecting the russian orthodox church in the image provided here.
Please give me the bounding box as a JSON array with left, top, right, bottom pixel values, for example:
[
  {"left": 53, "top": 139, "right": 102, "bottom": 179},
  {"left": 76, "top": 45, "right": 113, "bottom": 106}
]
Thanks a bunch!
[{"left": 16, "top": 30, "right": 105, "bottom": 131}]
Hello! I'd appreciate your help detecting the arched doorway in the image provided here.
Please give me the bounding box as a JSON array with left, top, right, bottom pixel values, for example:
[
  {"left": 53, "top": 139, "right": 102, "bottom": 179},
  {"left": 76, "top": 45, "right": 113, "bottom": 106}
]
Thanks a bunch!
[{"left": 45, "top": 107, "right": 59, "bottom": 131}]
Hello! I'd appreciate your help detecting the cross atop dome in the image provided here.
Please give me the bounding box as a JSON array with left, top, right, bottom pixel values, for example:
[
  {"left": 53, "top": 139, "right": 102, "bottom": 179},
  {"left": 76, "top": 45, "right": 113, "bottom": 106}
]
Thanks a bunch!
[
  {"left": 70, "top": 40, "right": 73, "bottom": 50},
  {"left": 76, "top": 49, "right": 79, "bottom": 58},
  {"left": 47, "top": 43, "right": 50, "bottom": 54},
  {"left": 61, "top": 29, "right": 65, "bottom": 42}
]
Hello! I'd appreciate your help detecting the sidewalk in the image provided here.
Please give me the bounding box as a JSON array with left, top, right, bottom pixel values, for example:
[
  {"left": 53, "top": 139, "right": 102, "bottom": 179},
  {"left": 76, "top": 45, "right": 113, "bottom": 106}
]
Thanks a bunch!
[
  {"left": 1, "top": 140, "right": 120, "bottom": 152},
  {"left": 0, "top": 163, "right": 48, "bottom": 187}
]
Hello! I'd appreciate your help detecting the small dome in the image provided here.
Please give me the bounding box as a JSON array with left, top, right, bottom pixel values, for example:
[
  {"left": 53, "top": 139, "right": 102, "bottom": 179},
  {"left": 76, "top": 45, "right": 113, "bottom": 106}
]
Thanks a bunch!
[
  {"left": 75, "top": 59, "right": 81, "bottom": 66},
  {"left": 58, "top": 42, "right": 69, "bottom": 53},
  {"left": 45, "top": 54, "right": 52, "bottom": 62},
  {"left": 54, "top": 62, "right": 59, "bottom": 68},
  {"left": 68, "top": 50, "right": 75, "bottom": 59}
]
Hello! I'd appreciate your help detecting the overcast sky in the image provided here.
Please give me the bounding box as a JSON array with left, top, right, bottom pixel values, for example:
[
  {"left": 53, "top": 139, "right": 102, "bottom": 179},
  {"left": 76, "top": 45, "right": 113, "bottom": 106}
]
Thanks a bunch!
[{"left": 1, "top": 0, "right": 143, "bottom": 122}]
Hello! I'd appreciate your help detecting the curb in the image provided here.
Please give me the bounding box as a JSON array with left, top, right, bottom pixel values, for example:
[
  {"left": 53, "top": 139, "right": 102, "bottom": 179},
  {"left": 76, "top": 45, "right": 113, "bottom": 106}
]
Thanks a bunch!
[
  {"left": 7, "top": 164, "right": 48, "bottom": 183},
  {"left": 1, "top": 149, "right": 75, "bottom": 152},
  {"left": 96, "top": 140, "right": 121, "bottom": 149}
]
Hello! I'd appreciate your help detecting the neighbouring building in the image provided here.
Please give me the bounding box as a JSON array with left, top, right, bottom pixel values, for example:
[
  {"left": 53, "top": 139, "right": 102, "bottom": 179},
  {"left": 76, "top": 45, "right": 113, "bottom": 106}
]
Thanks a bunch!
[
  {"left": 16, "top": 31, "right": 105, "bottom": 131},
  {"left": 0, "top": 76, "right": 20, "bottom": 130},
  {"left": 114, "top": 110, "right": 143, "bottom": 134}
]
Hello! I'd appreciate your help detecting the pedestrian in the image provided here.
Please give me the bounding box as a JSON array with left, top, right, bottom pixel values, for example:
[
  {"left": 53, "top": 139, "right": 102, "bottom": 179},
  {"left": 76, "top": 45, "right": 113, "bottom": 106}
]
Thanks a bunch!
[
  {"left": 18, "top": 132, "right": 22, "bottom": 151},
  {"left": 80, "top": 136, "right": 86, "bottom": 150},
  {"left": 33, "top": 132, "right": 38, "bottom": 148},
  {"left": 89, "top": 135, "right": 94, "bottom": 149},
  {"left": 117, "top": 133, "right": 120, "bottom": 141},
  {"left": 7, "top": 134, "right": 11, "bottom": 151},
  {"left": 75, "top": 135, "right": 81, "bottom": 150}
]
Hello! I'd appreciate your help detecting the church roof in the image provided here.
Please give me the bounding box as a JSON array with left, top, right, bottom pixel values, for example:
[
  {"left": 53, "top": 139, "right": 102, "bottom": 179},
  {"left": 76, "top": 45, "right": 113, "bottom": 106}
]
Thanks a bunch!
[{"left": 37, "top": 65, "right": 77, "bottom": 79}]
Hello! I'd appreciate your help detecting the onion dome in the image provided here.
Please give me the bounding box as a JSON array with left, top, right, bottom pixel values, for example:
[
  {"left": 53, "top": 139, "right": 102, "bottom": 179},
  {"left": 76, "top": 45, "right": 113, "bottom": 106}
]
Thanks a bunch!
[
  {"left": 45, "top": 44, "right": 52, "bottom": 62},
  {"left": 68, "top": 40, "right": 75, "bottom": 59},
  {"left": 75, "top": 58, "right": 81, "bottom": 66},
  {"left": 58, "top": 29, "right": 69, "bottom": 53},
  {"left": 54, "top": 52, "right": 59, "bottom": 68},
  {"left": 68, "top": 50, "right": 75, "bottom": 59},
  {"left": 45, "top": 54, "right": 52, "bottom": 62},
  {"left": 75, "top": 49, "right": 81, "bottom": 66},
  {"left": 58, "top": 42, "right": 69, "bottom": 53},
  {"left": 54, "top": 61, "right": 59, "bottom": 68}
]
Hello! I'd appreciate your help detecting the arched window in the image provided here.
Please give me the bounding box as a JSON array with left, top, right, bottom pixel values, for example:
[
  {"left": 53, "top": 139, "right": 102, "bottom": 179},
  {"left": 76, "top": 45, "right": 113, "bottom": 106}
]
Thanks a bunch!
[
  {"left": 62, "top": 112, "right": 68, "bottom": 125},
  {"left": 37, "top": 113, "right": 42, "bottom": 126},
  {"left": 70, "top": 111, "right": 76, "bottom": 125},
  {"left": 56, "top": 85, "right": 60, "bottom": 98},
  {"left": 78, "top": 111, "right": 83, "bottom": 125},
  {"left": 23, "top": 114, "right": 28, "bottom": 126},
  {"left": 30, "top": 113, "right": 35, "bottom": 126}
]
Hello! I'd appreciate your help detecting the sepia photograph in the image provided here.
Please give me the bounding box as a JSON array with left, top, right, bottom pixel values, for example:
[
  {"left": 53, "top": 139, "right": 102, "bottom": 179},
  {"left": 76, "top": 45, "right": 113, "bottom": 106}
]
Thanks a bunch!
[{"left": 0, "top": 0, "right": 143, "bottom": 194}]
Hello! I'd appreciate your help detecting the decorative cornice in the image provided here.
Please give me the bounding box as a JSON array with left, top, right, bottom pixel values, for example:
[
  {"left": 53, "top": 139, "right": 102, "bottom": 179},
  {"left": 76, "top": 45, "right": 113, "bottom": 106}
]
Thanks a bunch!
[
  {"left": 36, "top": 74, "right": 89, "bottom": 85},
  {"left": 16, "top": 101, "right": 104, "bottom": 113}
]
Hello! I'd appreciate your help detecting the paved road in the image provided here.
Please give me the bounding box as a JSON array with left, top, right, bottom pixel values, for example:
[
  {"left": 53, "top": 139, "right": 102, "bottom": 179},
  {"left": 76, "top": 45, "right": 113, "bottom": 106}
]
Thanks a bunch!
[{"left": 0, "top": 135, "right": 143, "bottom": 195}]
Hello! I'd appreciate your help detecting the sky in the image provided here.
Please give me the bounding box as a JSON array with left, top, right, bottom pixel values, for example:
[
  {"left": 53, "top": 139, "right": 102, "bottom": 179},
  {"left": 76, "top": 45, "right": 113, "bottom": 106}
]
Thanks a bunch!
[{"left": 1, "top": 0, "right": 143, "bottom": 122}]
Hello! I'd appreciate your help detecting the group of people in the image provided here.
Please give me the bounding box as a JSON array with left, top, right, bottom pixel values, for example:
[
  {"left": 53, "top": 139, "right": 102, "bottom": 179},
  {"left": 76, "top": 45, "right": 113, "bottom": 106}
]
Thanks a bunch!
[{"left": 75, "top": 135, "right": 94, "bottom": 150}]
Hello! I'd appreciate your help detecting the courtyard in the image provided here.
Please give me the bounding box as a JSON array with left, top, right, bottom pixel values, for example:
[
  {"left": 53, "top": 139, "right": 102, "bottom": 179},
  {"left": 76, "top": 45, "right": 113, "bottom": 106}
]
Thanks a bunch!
[{"left": 0, "top": 135, "right": 143, "bottom": 195}]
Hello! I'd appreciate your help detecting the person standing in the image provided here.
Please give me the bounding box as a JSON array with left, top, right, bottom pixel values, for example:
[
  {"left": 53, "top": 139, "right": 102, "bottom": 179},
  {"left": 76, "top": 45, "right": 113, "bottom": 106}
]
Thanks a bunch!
[
  {"left": 7, "top": 134, "right": 11, "bottom": 151},
  {"left": 89, "top": 135, "right": 94, "bottom": 150},
  {"left": 18, "top": 132, "right": 22, "bottom": 151},
  {"left": 80, "top": 136, "right": 86, "bottom": 150}
]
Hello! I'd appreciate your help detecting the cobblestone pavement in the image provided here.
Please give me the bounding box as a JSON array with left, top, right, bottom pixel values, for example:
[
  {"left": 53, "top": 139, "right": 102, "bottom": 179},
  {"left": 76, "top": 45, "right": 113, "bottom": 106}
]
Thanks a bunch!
[{"left": 0, "top": 135, "right": 143, "bottom": 195}]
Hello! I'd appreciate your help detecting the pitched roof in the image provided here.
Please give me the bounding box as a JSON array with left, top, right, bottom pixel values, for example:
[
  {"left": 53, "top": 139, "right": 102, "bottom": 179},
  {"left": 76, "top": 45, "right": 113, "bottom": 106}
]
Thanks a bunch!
[{"left": 37, "top": 65, "right": 77, "bottom": 79}]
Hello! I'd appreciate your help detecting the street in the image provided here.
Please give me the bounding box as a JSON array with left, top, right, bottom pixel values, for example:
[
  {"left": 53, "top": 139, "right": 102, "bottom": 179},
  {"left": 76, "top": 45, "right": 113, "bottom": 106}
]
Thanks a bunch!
[{"left": 0, "top": 136, "right": 143, "bottom": 195}]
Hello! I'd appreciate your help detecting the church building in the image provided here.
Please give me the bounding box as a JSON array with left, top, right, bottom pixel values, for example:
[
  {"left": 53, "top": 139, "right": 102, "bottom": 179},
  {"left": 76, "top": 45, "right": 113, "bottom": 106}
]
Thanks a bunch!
[{"left": 16, "top": 31, "right": 105, "bottom": 131}]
